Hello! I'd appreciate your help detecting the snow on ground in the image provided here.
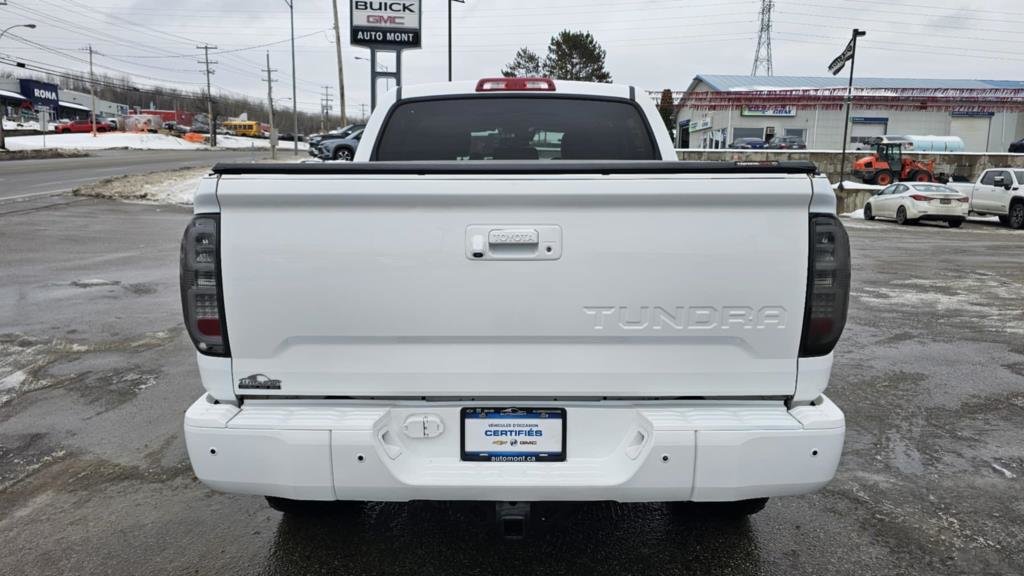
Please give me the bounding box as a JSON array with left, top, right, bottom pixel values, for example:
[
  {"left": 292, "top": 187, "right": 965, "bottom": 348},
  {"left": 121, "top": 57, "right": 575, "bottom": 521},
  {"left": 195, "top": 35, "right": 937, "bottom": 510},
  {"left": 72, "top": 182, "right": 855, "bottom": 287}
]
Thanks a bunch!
[
  {"left": 3, "top": 119, "right": 53, "bottom": 131},
  {"left": 842, "top": 209, "right": 865, "bottom": 219},
  {"left": 3, "top": 131, "right": 307, "bottom": 151},
  {"left": 833, "top": 180, "right": 884, "bottom": 192},
  {"left": 75, "top": 167, "right": 208, "bottom": 205}
]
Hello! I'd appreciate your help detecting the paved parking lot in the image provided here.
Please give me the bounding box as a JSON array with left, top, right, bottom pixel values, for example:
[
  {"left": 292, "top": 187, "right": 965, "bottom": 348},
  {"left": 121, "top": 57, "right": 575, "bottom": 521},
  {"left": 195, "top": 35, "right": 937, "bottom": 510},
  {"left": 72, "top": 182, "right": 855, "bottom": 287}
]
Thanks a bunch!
[{"left": 1, "top": 199, "right": 1021, "bottom": 576}]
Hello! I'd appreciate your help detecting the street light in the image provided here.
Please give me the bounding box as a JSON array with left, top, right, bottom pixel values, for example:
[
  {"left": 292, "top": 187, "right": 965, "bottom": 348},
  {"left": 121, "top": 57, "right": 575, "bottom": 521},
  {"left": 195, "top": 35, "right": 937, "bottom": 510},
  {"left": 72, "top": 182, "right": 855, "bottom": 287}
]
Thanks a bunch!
[
  {"left": 354, "top": 56, "right": 393, "bottom": 91},
  {"left": 0, "top": 23, "right": 37, "bottom": 150},
  {"left": 448, "top": 0, "right": 464, "bottom": 82},
  {"left": 284, "top": 0, "right": 298, "bottom": 156}
]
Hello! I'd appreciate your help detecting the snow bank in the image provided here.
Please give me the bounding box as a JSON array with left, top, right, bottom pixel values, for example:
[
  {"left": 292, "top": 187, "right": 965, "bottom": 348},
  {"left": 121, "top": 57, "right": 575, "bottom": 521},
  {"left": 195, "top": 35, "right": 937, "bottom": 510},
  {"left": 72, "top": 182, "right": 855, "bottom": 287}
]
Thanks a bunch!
[
  {"left": 75, "top": 168, "right": 207, "bottom": 205},
  {"left": 841, "top": 209, "right": 865, "bottom": 219},
  {"left": 832, "top": 180, "right": 884, "bottom": 192},
  {"left": 5, "top": 132, "right": 205, "bottom": 151},
  {"left": 3, "top": 132, "right": 308, "bottom": 151}
]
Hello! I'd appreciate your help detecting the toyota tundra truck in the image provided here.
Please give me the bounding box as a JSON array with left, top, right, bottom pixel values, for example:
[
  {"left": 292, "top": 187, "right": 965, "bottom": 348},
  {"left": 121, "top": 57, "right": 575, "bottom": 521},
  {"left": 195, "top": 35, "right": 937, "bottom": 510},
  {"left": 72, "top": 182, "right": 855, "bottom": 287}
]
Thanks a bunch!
[{"left": 181, "top": 78, "right": 850, "bottom": 525}]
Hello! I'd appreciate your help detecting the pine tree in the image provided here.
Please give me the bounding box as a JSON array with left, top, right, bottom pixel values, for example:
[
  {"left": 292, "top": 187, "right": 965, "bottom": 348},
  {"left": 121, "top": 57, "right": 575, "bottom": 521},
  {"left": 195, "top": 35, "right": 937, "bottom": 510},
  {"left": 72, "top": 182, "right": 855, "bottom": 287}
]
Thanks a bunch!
[
  {"left": 657, "top": 89, "right": 676, "bottom": 132},
  {"left": 501, "top": 47, "right": 543, "bottom": 78},
  {"left": 542, "top": 30, "right": 611, "bottom": 83}
]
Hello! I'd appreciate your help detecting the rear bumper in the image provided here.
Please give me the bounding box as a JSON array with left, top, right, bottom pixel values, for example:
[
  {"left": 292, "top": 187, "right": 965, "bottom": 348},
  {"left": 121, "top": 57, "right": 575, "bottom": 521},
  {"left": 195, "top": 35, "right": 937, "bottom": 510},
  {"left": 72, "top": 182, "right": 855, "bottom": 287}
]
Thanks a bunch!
[{"left": 184, "top": 395, "right": 845, "bottom": 503}]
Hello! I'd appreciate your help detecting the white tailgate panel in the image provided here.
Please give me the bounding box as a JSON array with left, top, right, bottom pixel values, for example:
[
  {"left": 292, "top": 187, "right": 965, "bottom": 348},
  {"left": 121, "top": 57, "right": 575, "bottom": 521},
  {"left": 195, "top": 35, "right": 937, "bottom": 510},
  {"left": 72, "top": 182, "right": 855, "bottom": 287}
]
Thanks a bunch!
[{"left": 217, "top": 174, "right": 810, "bottom": 398}]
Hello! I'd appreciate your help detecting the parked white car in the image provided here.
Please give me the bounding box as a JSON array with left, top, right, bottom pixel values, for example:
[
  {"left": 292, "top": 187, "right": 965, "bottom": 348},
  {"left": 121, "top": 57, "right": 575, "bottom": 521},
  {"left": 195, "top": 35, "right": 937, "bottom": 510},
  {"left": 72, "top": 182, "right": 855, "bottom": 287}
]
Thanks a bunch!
[
  {"left": 863, "top": 182, "right": 969, "bottom": 227},
  {"left": 947, "top": 168, "right": 1024, "bottom": 229}
]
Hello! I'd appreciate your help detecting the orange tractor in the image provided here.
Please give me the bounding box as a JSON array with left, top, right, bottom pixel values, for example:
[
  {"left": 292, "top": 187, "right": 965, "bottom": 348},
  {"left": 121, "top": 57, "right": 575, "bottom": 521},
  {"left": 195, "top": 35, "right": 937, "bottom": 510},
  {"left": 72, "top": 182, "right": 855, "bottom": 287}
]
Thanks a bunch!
[{"left": 851, "top": 142, "right": 935, "bottom": 185}]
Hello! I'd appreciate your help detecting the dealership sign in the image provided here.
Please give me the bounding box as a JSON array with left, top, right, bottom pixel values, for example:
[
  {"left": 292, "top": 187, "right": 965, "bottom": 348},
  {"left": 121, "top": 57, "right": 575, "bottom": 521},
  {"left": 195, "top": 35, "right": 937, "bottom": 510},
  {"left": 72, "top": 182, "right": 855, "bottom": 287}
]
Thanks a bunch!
[
  {"left": 741, "top": 105, "right": 796, "bottom": 117},
  {"left": 19, "top": 79, "right": 59, "bottom": 112},
  {"left": 351, "top": 0, "right": 421, "bottom": 49},
  {"left": 688, "top": 117, "right": 712, "bottom": 132}
]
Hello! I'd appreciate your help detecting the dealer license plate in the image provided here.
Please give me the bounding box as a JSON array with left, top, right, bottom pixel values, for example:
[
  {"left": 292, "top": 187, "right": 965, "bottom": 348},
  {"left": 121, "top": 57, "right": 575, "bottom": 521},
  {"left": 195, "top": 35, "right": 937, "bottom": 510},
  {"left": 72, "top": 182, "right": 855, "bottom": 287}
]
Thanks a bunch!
[
  {"left": 461, "top": 407, "right": 566, "bottom": 462},
  {"left": 940, "top": 199, "right": 952, "bottom": 205}
]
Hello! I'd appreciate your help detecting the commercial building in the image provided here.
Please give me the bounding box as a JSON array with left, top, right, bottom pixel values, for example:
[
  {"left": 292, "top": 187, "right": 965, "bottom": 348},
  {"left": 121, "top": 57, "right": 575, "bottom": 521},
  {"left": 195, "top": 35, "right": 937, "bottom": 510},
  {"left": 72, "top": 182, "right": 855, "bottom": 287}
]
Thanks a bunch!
[
  {"left": 0, "top": 78, "right": 126, "bottom": 123},
  {"left": 676, "top": 75, "right": 1024, "bottom": 152}
]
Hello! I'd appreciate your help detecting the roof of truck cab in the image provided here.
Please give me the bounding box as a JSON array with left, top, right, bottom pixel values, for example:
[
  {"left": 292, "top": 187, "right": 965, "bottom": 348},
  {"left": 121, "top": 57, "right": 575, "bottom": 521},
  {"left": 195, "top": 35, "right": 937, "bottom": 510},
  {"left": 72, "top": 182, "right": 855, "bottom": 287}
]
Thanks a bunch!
[{"left": 398, "top": 80, "right": 633, "bottom": 100}]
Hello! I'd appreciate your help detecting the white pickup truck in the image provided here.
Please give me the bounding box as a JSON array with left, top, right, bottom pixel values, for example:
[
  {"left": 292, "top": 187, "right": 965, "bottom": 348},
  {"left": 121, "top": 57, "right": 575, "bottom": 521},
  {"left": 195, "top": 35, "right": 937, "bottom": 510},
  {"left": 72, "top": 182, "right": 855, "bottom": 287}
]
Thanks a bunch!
[
  {"left": 181, "top": 78, "right": 850, "bottom": 527},
  {"left": 948, "top": 168, "right": 1024, "bottom": 228}
]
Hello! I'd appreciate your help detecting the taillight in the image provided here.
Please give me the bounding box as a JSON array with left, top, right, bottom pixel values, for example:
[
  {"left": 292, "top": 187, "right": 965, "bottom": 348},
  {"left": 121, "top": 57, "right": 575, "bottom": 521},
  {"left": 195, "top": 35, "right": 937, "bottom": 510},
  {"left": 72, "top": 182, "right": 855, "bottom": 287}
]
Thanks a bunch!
[
  {"left": 909, "top": 194, "right": 931, "bottom": 201},
  {"left": 475, "top": 77, "right": 555, "bottom": 92},
  {"left": 180, "top": 215, "right": 229, "bottom": 356},
  {"left": 799, "top": 214, "right": 850, "bottom": 357},
  {"left": 956, "top": 197, "right": 970, "bottom": 203}
]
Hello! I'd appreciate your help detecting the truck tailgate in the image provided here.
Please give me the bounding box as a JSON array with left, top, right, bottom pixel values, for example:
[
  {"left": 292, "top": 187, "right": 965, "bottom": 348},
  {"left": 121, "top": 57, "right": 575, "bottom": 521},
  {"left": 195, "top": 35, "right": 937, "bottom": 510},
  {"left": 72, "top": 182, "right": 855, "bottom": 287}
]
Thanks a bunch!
[{"left": 216, "top": 173, "right": 811, "bottom": 398}]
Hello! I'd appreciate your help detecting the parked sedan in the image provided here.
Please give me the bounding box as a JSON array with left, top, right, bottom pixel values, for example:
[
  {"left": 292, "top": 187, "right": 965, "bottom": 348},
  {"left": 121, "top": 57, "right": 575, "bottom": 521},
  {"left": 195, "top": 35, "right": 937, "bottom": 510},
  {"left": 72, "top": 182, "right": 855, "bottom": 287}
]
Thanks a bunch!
[
  {"left": 863, "top": 182, "right": 969, "bottom": 227},
  {"left": 729, "top": 137, "right": 765, "bottom": 149},
  {"left": 54, "top": 119, "right": 113, "bottom": 134},
  {"left": 765, "top": 136, "right": 806, "bottom": 150}
]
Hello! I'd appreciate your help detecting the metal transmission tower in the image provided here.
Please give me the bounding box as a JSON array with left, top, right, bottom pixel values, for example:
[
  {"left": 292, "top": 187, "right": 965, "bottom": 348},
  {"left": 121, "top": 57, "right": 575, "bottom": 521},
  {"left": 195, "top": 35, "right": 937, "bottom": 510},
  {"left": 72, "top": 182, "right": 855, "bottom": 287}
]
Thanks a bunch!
[{"left": 751, "top": 0, "right": 774, "bottom": 76}]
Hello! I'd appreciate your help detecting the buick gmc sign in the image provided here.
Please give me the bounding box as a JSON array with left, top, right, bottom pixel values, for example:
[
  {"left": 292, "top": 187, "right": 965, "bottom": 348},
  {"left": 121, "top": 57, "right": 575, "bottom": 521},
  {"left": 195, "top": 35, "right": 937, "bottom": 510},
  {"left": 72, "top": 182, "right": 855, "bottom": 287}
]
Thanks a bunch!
[
  {"left": 351, "top": 0, "right": 421, "bottom": 48},
  {"left": 19, "top": 79, "right": 59, "bottom": 112}
]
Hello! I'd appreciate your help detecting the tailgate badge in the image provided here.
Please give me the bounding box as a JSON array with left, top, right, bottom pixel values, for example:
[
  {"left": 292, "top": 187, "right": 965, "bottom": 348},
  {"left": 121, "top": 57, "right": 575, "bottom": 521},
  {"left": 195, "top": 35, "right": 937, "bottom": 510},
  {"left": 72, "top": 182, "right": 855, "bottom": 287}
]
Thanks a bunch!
[{"left": 238, "top": 373, "right": 282, "bottom": 390}]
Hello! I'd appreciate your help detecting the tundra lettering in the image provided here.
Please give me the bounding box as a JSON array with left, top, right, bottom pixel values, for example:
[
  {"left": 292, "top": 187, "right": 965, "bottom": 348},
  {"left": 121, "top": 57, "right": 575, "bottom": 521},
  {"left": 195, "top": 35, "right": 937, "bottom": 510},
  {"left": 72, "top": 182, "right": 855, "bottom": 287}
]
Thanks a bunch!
[{"left": 583, "top": 305, "right": 788, "bottom": 330}]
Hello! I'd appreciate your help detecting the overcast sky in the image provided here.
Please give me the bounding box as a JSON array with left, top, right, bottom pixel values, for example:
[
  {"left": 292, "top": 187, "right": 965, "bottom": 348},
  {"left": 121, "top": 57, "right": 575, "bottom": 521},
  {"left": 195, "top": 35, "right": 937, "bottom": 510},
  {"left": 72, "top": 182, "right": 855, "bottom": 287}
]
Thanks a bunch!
[{"left": 2, "top": 0, "right": 1022, "bottom": 119}]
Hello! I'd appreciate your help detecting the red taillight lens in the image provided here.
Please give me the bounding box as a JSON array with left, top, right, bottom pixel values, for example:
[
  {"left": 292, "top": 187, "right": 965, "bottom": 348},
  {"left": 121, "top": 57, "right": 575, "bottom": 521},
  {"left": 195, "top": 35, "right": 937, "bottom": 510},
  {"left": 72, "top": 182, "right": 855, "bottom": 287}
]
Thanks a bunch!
[
  {"left": 800, "top": 214, "right": 850, "bottom": 358},
  {"left": 475, "top": 77, "right": 555, "bottom": 92},
  {"left": 956, "top": 197, "right": 970, "bottom": 203},
  {"left": 180, "top": 215, "right": 229, "bottom": 356},
  {"left": 910, "top": 194, "right": 931, "bottom": 201}
]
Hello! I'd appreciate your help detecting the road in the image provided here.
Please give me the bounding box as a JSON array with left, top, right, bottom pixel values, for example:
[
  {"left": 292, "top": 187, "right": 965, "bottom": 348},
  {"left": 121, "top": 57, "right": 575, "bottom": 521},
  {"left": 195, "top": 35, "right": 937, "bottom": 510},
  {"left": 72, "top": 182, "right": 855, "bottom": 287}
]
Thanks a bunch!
[
  {"left": 0, "top": 149, "right": 274, "bottom": 201},
  {"left": 0, "top": 200, "right": 1021, "bottom": 576}
]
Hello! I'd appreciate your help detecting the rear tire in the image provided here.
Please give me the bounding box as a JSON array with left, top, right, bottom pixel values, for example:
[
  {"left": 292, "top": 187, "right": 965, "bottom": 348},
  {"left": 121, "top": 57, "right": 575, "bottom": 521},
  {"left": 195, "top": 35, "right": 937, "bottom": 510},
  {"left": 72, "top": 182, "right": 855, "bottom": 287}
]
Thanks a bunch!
[
  {"left": 896, "top": 205, "right": 911, "bottom": 225},
  {"left": 947, "top": 219, "right": 963, "bottom": 228},
  {"left": 671, "top": 498, "right": 769, "bottom": 519},
  {"left": 332, "top": 147, "right": 353, "bottom": 161},
  {"left": 1009, "top": 201, "right": 1024, "bottom": 229},
  {"left": 874, "top": 170, "right": 894, "bottom": 186},
  {"left": 863, "top": 203, "right": 875, "bottom": 221},
  {"left": 265, "top": 496, "right": 361, "bottom": 516}
]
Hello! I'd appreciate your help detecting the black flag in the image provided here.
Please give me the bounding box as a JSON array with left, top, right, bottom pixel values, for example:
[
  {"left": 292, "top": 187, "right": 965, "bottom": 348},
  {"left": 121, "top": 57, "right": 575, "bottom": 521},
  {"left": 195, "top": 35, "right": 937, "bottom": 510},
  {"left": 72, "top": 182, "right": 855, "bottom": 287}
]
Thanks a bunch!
[{"left": 828, "top": 39, "right": 855, "bottom": 76}]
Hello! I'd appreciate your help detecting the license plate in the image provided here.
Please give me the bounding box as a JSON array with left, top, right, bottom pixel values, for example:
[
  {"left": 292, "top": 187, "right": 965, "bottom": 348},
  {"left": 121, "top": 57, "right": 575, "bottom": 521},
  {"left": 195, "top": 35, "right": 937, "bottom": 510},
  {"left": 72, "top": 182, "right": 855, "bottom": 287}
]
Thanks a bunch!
[
  {"left": 940, "top": 199, "right": 952, "bottom": 204},
  {"left": 461, "top": 407, "right": 566, "bottom": 462}
]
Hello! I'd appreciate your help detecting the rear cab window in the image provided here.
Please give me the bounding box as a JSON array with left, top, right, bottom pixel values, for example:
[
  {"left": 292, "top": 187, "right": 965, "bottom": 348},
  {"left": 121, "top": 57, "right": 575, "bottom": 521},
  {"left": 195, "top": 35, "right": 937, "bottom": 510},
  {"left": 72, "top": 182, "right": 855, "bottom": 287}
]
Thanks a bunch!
[{"left": 373, "top": 96, "right": 657, "bottom": 161}]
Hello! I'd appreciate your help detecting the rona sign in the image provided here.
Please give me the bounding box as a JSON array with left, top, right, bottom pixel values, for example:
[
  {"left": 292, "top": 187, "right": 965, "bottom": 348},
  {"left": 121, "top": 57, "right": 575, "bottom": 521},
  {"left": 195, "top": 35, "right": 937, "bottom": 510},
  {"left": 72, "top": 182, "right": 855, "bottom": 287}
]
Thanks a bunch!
[{"left": 351, "top": 0, "right": 421, "bottom": 49}]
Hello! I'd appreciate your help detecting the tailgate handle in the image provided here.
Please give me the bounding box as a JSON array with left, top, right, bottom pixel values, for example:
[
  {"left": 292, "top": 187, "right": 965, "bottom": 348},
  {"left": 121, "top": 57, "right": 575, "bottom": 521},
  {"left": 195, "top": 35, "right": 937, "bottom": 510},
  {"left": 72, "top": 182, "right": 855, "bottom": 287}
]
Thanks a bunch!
[{"left": 466, "top": 225, "right": 562, "bottom": 261}]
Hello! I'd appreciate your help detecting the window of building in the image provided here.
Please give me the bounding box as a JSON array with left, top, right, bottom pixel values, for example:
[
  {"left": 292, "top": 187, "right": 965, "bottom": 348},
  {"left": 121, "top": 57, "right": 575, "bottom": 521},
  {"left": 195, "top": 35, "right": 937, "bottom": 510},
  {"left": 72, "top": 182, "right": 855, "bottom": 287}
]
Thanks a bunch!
[{"left": 784, "top": 128, "right": 806, "bottom": 139}]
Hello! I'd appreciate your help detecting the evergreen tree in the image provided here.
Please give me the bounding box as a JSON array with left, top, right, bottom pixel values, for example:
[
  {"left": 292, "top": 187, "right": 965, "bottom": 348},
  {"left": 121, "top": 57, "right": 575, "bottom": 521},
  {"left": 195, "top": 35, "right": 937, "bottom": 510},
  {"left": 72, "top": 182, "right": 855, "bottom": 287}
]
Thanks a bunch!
[
  {"left": 542, "top": 30, "right": 611, "bottom": 83},
  {"left": 501, "top": 47, "right": 543, "bottom": 77}
]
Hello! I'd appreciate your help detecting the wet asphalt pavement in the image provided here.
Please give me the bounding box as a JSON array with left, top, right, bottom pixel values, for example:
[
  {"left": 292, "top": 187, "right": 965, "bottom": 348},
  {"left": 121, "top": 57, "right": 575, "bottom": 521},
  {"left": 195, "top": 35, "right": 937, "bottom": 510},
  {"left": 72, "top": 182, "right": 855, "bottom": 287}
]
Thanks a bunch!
[{"left": 0, "top": 198, "right": 1021, "bottom": 576}]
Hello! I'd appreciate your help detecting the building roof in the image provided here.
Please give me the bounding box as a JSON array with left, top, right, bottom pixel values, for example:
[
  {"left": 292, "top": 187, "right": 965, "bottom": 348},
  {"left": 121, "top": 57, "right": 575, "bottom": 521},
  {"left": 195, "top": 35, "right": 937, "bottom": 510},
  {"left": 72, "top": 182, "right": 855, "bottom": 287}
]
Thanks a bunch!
[
  {"left": 692, "top": 75, "right": 1024, "bottom": 92},
  {"left": 0, "top": 89, "right": 27, "bottom": 100}
]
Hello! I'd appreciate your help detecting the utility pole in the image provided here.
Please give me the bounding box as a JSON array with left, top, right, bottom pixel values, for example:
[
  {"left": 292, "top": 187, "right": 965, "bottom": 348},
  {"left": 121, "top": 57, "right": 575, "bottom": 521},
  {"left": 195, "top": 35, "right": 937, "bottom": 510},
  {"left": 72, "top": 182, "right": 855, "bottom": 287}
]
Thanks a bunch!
[
  {"left": 284, "top": 0, "right": 298, "bottom": 156},
  {"left": 836, "top": 29, "right": 867, "bottom": 194},
  {"left": 197, "top": 44, "right": 218, "bottom": 147},
  {"left": 87, "top": 45, "right": 97, "bottom": 137},
  {"left": 448, "top": 0, "right": 464, "bottom": 82},
  {"left": 751, "top": 0, "right": 774, "bottom": 76},
  {"left": 262, "top": 51, "right": 278, "bottom": 160},
  {"left": 331, "top": 0, "right": 346, "bottom": 127},
  {"left": 319, "top": 85, "right": 333, "bottom": 133}
]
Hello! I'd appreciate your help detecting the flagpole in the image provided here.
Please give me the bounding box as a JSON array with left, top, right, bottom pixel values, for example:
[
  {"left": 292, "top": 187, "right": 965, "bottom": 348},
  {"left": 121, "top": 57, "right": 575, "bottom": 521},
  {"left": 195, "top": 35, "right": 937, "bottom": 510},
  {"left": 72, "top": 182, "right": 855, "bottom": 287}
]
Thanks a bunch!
[{"left": 838, "top": 28, "right": 867, "bottom": 194}]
